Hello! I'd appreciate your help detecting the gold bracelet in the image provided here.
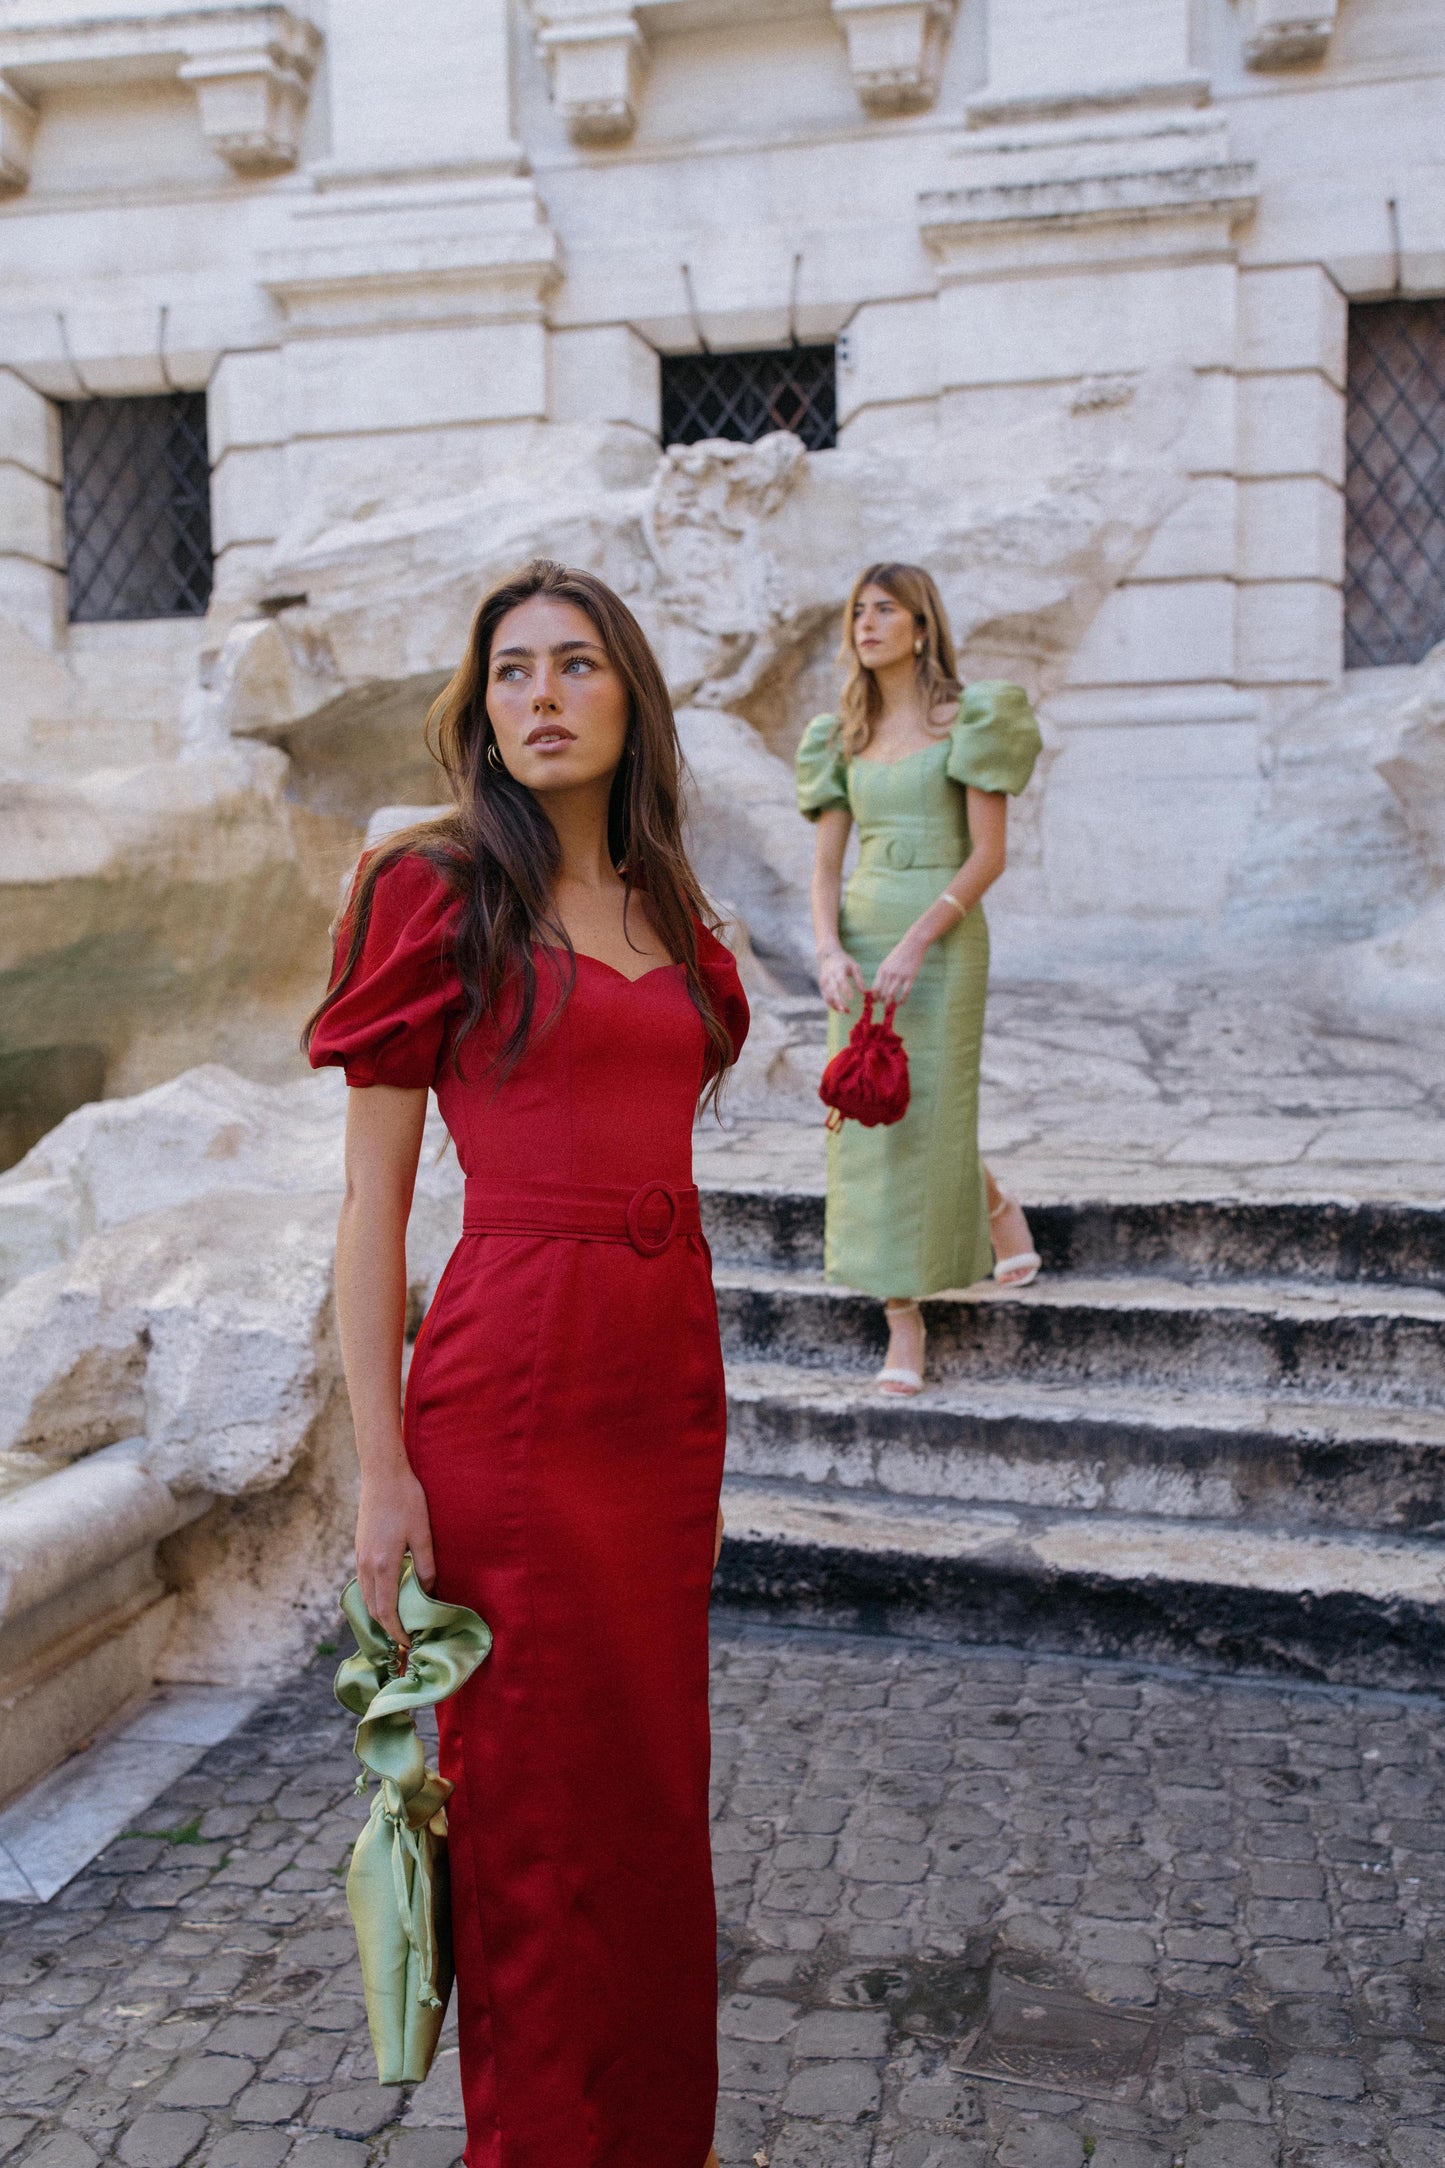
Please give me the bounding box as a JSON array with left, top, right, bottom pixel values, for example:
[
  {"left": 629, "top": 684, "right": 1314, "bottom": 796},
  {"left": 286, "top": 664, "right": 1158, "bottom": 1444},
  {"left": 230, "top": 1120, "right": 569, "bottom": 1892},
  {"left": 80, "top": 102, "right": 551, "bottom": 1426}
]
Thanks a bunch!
[{"left": 938, "top": 891, "right": 965, "bottom": 916}]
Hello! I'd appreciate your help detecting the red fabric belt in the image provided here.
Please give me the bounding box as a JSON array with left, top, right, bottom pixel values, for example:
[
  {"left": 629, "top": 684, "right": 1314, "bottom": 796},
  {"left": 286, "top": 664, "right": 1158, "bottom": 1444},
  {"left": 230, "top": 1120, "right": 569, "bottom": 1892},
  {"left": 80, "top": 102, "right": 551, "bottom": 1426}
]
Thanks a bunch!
[{"left": 461, "top": 1178, "right": 702, "bottom": 1257}]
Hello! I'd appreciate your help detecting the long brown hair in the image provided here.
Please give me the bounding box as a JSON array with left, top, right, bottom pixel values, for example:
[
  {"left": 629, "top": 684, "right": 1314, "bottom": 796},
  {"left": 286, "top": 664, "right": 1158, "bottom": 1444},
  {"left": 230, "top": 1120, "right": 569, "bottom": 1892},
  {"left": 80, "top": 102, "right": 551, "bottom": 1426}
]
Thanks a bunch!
[
  {"left": 303, "top": 558, "right": 736, "bottom": 1103},
  {"left": 836, "top": 561, "right": 961, "bottom": 756}
]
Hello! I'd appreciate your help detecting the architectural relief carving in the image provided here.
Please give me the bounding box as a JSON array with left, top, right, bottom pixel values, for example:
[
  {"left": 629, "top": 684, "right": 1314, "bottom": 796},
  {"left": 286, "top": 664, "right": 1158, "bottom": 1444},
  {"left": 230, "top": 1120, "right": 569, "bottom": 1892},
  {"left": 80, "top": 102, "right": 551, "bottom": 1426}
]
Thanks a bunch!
[
  {"left": 0, "top": 6, "right": 322, "bottom": 181},
  {"left": 831, "top": 0, "right": 956, "bottom": 116},
  {"left": 530, "top": 1, "right": 648, "bottom": 145},
  {"left": 1242, "top": 0, "right": 1338, "bottom": 69}
]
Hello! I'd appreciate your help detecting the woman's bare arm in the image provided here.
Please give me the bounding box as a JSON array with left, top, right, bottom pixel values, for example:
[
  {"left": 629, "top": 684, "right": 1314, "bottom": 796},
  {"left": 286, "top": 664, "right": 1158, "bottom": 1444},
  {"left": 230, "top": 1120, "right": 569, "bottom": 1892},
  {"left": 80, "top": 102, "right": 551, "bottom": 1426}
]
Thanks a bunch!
[
  {"left": 810, "top": 806, "right": 866, "bottom": 1012},
  {"left": 335, "top": 1082, "right": 435, "bottom": 1647},
  {"left": 872, "top": 788, "right": 1009, "bottom": 1005}
]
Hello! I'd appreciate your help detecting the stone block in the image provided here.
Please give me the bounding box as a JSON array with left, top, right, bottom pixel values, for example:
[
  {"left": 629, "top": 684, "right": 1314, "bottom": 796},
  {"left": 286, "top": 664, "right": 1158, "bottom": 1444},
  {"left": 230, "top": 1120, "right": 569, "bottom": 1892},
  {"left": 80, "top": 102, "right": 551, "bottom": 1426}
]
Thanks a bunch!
[
  {"left": 1237, "top": 476, "right": 1343, "bottom": 583},
  {"left": 203, "top": 2137, "right": 291, "bottom": 2168},
  {"left": 231, "top": 2084, "right": 309, "bottom": 2124},
  {"left": 305, "top": 2088, "right": 398, "bottom": 2138},
  {"left": 547, "top": 325, "right": 657, "bottom": 433},
  {"left": 781, "top": 2058, "right": 881, "bottom": 2120},
  {"left": 209, "top": 447, "right": 283, "bottom": 554},
  {"left": 117, "top": 2113, "right": 209, "bottom": 2168},
  {"left": 937, "top": 263, "right": 1238, "bottom": 386},
  {"left": 1236, "top": 579, "right": 1341, "bottom": 684},
  {"left": 717, "top": 2038, "right": 791, "bottom": 2095},
  {"left": 207, "top": 351, "right": 284, "bottom": 459},
  {"left": 982, "top": 0, "right": 1193, "bottom": 102},
  {"left": 717, "top": 1994, "right": 800, "bottom": 2042},
  {"left": 154, "top": 2058, "right": 255, "bottom": 2110},
  {"left": 282, "top": 321, "right": 548, "bottom": 440},
  {"left": 0, "top": 552, "right": 65, "bottom": 648},
  {"left": 793, "top": 2007, "right": 889, "bottom": 2056},
  {"left": 837, "top": 296, "right": 939, "bottom": 423},
  {"left": 1040, "top": 714, "right": 1261, "bottom": 917},
  {"left": 1185, "top": 2130, "right": 1279, "bottom": 2167},
  {"left": 0, "top": 461, "right": 62, "bottom": 568},
  {"left": 1238, "top": 266, "right": 1347, "bottom": 385},
  {"left": 1065, "top": 579, "right": 1236, "bottom": 686},
  {"left": 1130, "top": 477, "right": 1235, "bottom": 580},
  {"left": 1238, "top": 371, "right": 1346, "bottom": 483},
  {"left": 0, "top": 370, "right": 60, "bottom": 481},
  {"left": 995, "top": 2120, "right": 1085, "bottom": 2168}
]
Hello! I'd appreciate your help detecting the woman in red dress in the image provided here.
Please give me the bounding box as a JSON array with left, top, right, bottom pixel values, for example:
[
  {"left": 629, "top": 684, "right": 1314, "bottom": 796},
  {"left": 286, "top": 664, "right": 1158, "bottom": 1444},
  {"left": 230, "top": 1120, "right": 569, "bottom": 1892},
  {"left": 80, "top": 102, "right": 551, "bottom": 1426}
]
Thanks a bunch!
[{"left": 305, "top": 559, "right": 747, "bottom": 2168}]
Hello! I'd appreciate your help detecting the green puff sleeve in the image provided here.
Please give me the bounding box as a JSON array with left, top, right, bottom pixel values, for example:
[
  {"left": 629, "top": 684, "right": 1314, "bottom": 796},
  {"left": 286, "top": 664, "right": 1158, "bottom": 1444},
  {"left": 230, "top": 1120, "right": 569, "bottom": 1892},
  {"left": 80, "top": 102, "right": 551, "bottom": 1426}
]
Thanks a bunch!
[
  {"left": 795, "top": 713, "right": 851, "bottom": 820},
  {"left": 945, "top": 681, "right": 1042, "bottom": 796}
]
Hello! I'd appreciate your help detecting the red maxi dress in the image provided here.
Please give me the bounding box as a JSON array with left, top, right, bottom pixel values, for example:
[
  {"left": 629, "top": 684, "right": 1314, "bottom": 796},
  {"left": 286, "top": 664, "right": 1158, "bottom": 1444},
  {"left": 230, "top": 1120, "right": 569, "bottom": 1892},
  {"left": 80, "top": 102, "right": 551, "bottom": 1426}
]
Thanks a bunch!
[{"left": 310, "top": 854, "right": 749, "bottom": 2168}]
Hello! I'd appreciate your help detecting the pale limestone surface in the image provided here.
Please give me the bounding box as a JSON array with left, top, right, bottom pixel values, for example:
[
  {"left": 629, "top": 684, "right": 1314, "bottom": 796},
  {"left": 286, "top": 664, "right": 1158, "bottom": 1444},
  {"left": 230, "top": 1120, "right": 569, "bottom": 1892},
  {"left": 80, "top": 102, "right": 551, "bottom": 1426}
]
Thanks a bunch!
[{"left": 2, "top": 0, "right": 1444, "bottom": 1155}]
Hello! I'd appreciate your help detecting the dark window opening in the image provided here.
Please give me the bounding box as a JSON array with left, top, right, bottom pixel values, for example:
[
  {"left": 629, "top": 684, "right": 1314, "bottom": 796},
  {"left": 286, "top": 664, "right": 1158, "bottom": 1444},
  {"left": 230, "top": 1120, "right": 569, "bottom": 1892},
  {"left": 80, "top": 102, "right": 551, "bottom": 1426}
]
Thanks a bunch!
[
  {"left": 1344, "top": 298, "right": 1445, "bottom": 668},
  {"left": 661, "top": 344, "right": 837, "bottom": 452},
  {"left": 62, "top": 392, "right": 213, "bottom": 623}
]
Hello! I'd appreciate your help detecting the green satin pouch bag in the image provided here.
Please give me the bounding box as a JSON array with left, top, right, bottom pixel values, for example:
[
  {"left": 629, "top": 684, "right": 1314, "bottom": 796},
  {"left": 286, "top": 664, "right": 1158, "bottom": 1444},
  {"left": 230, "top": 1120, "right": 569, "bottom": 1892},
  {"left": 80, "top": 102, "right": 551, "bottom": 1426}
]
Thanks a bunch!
[{"left": 334, "top": 1562, "right": 493, "bottom": 2085}]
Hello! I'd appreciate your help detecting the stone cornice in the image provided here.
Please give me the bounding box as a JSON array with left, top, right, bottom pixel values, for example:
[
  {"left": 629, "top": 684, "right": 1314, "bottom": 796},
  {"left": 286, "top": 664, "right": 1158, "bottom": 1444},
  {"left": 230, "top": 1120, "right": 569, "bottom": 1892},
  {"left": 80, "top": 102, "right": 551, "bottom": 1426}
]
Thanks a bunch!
[
  {"left": 0, "top": 5, "right": 322, "bottom": 185},
  {"left": 921, "top": 162, "right": 1259, "bottom": 248},
  {"left": 261, "top": 224, "right": 563, "bottom": 335}
]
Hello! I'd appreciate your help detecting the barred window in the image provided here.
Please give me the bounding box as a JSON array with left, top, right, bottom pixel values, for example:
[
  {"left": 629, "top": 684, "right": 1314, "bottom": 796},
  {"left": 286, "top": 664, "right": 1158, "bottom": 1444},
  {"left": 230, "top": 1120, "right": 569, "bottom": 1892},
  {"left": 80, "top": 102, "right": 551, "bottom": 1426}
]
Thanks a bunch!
[
  {"left": 61, "top": 392, "right": 213, "bottom": 623},
  {"left": 1344, "top": 299, "right": 1445, "bottom": 668},
  {"left": 661, "top": 345, "right": 836, "bottom": 452}
]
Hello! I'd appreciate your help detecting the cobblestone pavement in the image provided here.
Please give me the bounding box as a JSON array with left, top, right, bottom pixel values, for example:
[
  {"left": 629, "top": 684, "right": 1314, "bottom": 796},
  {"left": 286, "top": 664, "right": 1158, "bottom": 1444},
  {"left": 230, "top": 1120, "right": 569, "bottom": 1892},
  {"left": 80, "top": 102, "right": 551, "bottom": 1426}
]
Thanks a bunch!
[
  {"left": 3, "top": 1621, "right": 1444, "bottom": 2168},
  {"left": 701, "top": 970, "right": 1445, "bottom": 1205}
]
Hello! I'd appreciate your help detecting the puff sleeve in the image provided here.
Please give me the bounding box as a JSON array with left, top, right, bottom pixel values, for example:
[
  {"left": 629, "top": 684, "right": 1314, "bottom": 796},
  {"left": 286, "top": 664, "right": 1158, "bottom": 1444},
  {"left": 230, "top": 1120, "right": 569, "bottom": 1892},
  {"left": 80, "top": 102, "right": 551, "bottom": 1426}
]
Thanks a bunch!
[
  {"left": 308, "top": 852, "right": 462, "bottom": 1090},
  {"left": 795, "top": 713, "right": 851, "bottom": 820},
  {"left": 945, "top": 681, "right": 1042, "bottom": 796},
  {"left": 695, "top": 923, "right": 751, "bottom": 1080}
]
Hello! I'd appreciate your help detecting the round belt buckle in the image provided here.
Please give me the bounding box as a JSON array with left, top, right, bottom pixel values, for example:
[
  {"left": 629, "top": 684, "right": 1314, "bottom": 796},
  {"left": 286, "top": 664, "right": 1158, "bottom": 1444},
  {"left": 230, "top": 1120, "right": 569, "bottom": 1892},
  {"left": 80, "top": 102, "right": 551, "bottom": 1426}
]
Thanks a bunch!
[
  {"left": 626, "top": 1181, "right": 678, "bottom": 1257},
  {"left": 886, "top": 834, "right": 915, "bottom": 870}
]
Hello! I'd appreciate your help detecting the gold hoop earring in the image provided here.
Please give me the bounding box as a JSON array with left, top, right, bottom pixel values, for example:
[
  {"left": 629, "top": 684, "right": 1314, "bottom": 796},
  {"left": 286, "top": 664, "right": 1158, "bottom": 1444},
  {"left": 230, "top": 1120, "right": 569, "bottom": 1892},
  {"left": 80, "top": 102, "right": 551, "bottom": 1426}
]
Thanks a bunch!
[
  {"left": 914, "top": 639, "right": 925, "bottom": 656},
  {"left": 487, "top": 740, "right": 504, "bottom": 771}
]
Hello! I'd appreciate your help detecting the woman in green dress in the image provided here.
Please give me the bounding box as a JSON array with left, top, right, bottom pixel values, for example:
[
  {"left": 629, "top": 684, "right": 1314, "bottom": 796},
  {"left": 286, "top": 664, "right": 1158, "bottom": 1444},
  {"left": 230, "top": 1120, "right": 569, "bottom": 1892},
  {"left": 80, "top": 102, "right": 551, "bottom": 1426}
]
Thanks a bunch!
[{"left": 796, "top": 562, "right": 1043, "bottom": 1394}]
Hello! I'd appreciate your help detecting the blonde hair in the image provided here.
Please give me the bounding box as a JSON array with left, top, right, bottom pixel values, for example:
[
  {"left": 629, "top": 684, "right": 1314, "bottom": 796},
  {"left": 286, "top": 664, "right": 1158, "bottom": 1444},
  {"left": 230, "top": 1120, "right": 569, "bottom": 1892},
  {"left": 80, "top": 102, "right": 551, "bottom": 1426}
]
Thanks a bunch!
[{"left": 836, "top": 561, "right": 961, "bottom": 756}]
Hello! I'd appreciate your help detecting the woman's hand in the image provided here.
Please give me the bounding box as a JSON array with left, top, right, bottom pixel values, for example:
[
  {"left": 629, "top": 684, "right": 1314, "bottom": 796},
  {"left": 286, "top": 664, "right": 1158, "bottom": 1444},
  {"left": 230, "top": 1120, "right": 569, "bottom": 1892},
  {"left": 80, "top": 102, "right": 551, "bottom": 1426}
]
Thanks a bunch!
[
  {"left": 714, "top": 1506, "right": 725, "bottom": 1573},
  {"left": 872, "top": 929, "right": 929, "bottom": 1006},
  {"left": 818, "top": 945, "right": 866, "bottom": 1013},
  {"left": 356, "top": 1463, "right": 437, "bottom": 1652}
]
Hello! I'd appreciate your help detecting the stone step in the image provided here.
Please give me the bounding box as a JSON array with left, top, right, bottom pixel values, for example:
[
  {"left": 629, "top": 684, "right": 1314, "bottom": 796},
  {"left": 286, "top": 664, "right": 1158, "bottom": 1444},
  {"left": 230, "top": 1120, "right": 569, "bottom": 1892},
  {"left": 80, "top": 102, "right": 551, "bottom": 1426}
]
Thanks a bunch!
[
  {"left": 714, "top": 1267, "right": 1445, "bottom": 1409},
  {"left": 714, "top": 1476, "right": 1445, "bottom": 1690},
  {"left": 723, "top": 1359, "right": 1445, "bottom": 1537},
  {"left": 701, "top": 1186, "right": 1445, "bottom": 1290}
]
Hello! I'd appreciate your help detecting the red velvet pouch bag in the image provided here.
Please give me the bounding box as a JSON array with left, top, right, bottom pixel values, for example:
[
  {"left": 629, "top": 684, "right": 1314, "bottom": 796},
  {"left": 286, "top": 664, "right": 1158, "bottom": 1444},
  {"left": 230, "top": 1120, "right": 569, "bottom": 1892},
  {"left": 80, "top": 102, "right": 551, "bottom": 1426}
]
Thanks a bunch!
[{"left": 818, "top": 992, "right": 911, "bottom": 1132}]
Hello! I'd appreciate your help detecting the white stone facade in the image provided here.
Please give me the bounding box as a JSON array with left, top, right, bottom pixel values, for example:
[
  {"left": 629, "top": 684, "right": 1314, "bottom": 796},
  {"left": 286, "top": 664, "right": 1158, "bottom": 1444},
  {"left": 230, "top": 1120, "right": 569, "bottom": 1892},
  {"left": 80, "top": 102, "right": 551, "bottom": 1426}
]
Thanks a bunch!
[{"left": 2, "top": 0, "right": 1444, "bottom": 1121}]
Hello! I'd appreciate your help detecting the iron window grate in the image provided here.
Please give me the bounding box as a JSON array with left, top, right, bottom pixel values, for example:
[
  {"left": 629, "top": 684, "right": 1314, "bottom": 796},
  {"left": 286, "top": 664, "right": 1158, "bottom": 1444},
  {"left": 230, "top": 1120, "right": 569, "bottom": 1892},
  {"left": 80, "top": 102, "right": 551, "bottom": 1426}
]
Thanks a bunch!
[
  {"left": 661, "top": 345, "right": 837, "bottom": 452},
  {"left": 62, "top": 392, "right": 214, "bottom": 623},
  {"left": 1344, "top": 299, "right": 1445, "bottom": 668}
]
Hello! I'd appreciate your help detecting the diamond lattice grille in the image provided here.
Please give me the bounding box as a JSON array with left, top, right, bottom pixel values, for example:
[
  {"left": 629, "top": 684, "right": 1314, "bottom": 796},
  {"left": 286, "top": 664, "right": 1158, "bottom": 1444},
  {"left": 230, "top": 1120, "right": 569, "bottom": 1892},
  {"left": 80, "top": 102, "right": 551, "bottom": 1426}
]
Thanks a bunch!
[
  {"left": 661, "top": 345, "right": 837, "bottom": 452},
  {"left": 62, "top": 392, "right": 213, "bottom": 623},
  {"left": 1344, "top": 299, "right": 1445, "bottom": 668}
]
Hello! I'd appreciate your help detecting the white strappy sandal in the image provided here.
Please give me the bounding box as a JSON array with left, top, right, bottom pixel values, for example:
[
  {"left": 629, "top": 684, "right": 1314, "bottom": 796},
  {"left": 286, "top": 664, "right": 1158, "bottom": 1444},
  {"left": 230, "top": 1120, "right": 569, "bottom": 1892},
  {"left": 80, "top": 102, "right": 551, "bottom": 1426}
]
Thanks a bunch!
[
  {"left": 990, "top": 1193, "right": 1042, "bottom": 1288},
  {"left": 877, "top": 1299, "right": 926, "bottom": 1395}
]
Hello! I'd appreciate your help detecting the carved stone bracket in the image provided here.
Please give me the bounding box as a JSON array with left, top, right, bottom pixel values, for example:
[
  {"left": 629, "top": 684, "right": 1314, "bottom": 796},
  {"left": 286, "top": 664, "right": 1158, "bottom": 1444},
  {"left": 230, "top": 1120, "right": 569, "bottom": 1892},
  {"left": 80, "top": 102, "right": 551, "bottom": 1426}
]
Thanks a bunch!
[
  {"left": 1241, "top": 0, "right": 1338, "bottom": 68},
  {"left": 831, "top": 0, "right": 956, "bottom": 115},
  {"left": 530, "top": 2, "right": 647, "bottom": 146},
  {"left": 0, "top": 5, "right": 322, "bottom": 189}
]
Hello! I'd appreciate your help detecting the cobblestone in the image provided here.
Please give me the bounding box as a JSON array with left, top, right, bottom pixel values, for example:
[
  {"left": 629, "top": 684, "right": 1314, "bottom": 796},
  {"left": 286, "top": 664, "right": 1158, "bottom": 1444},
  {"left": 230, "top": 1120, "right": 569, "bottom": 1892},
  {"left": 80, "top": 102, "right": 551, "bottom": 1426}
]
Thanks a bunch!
[{"left": 2, "top": 1622, "right": 1444, "bottom": 2168}]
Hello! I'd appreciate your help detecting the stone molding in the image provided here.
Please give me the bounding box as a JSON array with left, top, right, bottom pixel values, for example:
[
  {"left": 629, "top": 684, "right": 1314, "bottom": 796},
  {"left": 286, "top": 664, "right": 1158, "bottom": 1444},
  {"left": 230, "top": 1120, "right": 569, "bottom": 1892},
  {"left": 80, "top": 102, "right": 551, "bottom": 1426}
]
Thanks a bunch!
[
  {"left": 261, "top": 187, "right": 563, "bottom": 334},
  {"left": 830, "top": 0, "right": 956, "bottom": 116},
  {"left": 529, "top": 1, "right": 648, "bottom": 145},
  {"left": 1242, "top": 0, "right": 1338, "bottom": 69},
  {"left": 0, "top": 5, "right": 322, "bottom": 188},
  {"left": 921, "top": 162, "right": 1260, "bottom": 255}
]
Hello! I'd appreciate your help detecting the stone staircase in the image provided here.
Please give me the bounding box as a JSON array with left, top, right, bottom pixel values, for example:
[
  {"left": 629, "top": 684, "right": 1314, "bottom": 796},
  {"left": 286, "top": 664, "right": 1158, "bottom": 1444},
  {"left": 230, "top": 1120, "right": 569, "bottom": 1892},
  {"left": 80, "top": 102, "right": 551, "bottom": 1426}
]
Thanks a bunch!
[{"left": 702, "top": 1186, "right": 1445, "bottom": 1689}]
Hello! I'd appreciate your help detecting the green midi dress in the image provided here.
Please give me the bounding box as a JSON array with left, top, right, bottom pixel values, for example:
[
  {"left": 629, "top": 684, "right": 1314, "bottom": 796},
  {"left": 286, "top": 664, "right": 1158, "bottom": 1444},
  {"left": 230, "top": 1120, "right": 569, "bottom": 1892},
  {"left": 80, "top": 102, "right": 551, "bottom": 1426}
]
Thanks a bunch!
[{"left": 795, "top": 684, "right": 1042, "bottom": 1300}]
